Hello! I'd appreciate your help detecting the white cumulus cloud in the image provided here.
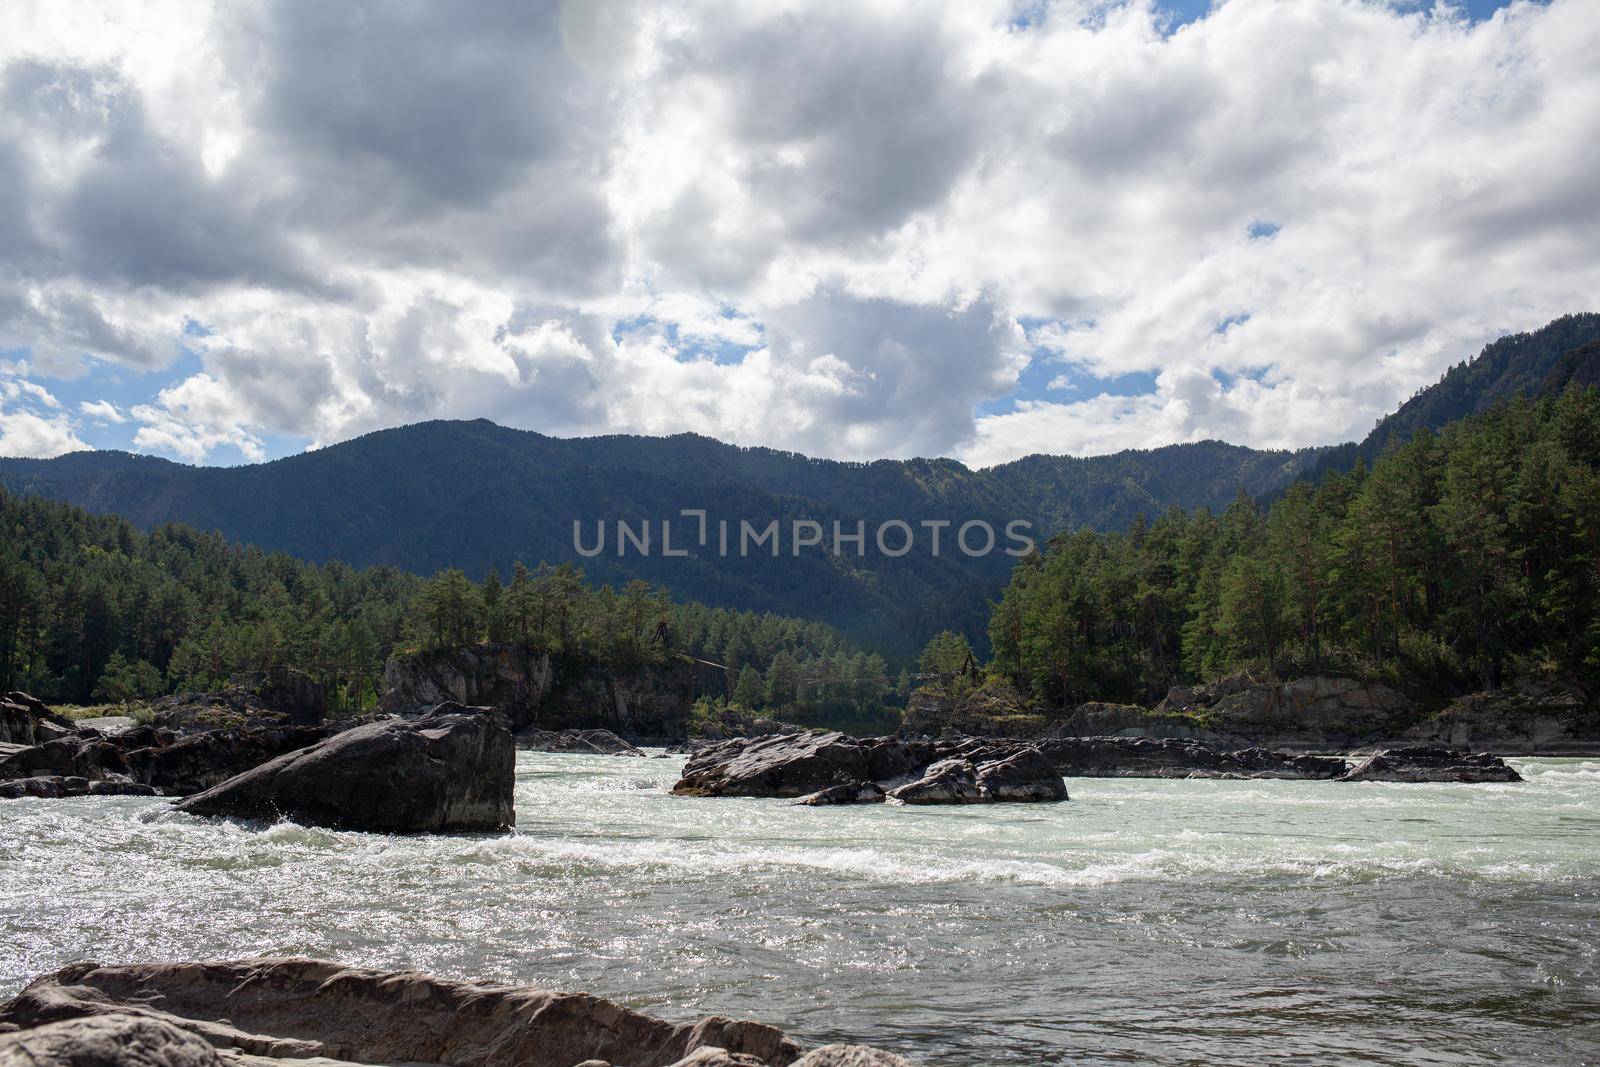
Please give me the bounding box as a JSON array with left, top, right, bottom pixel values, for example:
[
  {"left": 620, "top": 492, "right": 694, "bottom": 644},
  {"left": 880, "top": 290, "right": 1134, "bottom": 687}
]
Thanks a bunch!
[{"left": 0, "top": 0, "right": 1594, "bottom": 463}]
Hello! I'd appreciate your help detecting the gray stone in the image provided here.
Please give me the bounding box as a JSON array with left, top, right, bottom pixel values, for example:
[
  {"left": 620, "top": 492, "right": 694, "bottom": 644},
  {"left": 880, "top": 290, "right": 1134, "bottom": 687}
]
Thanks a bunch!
[
  {"left": 0, "top": 958, "right": 909, "bottom": 1066},
  {"left": 1338, "top": 746, "right": 1522, "bottom": 783},
  {"left": 174, "top": 704, "right": 514, "bottom": 833}
]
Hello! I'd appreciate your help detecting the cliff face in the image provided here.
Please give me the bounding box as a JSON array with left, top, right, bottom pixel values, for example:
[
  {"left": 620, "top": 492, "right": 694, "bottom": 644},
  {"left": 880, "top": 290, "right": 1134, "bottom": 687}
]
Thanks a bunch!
[
  {"left": 905, "top": 672, "right": 1600, "bottom": 754},
  {"left": 380, "top": 644, "right": 705, "bottom": 740}
]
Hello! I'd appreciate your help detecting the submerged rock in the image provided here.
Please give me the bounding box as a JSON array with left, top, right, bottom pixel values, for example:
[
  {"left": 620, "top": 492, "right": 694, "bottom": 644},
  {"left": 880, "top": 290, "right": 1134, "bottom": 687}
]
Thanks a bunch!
[
  {"left": 517, "top": 726, "right": 645, "bottom": 756},
  {"left": 1337, "top": 746, "right": 1523, "bottom": 783},
  {"left": 0, "top": 958, "right": 911, "bottom": 1066},
  {"left": 173, "top": 703, "right": 514, "bottom": 833}
]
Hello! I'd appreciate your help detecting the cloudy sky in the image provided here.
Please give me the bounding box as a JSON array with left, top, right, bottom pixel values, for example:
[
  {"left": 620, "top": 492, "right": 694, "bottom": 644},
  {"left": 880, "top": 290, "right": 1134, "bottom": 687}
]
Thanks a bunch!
[{"left": 0, "top": 0, "right": 1594, "bottom": 467}]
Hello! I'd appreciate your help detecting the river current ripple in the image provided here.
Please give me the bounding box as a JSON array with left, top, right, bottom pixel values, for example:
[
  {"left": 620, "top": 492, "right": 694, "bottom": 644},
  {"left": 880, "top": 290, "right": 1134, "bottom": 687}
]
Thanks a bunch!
[{"left": 3, "top": 753, "right": 1598, "bottom": 1065}]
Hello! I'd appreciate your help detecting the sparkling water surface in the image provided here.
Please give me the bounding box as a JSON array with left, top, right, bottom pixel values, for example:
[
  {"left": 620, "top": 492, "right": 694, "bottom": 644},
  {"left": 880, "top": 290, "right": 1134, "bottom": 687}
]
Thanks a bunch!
[{"left": 3, "top": 753, "right": 1598, "bottom": 1065}]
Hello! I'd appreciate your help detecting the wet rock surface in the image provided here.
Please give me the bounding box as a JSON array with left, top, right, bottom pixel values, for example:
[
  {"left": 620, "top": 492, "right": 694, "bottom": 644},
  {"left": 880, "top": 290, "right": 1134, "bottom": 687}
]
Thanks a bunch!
[
  {"left": 173, "top": 704, "right": 515, "bottom": 833},
  {"left": 673, "top": 732, "right": 1069, "bottom": 805},
  {"left": 0, "top": 958, "right": 912, "bottom": 1066},
  {"left": 1337, "top": 746, "right": 1524, "bottom": 783}
]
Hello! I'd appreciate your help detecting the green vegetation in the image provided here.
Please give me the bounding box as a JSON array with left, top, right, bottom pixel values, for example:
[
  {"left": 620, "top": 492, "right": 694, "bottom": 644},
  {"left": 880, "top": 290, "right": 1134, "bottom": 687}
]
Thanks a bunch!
[
  {"left": 988, "top": 391, "right": 1600, "bottom": 708},
  {"left": 0, "top": 490, "right": 895, "bottom": 726}
]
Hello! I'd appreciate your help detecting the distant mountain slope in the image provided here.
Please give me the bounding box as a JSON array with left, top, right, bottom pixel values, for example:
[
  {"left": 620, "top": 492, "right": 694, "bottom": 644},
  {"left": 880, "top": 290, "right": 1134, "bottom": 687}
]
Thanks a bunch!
[
  {"left": 7, "top": 312, "right": 1595, "bottom": 653},
  {"left": 0, "top": 424, "right": 1322, "bottom": 656},
  {"left": 1306, "top": 313, "right": 1600, "bottom": 480}
]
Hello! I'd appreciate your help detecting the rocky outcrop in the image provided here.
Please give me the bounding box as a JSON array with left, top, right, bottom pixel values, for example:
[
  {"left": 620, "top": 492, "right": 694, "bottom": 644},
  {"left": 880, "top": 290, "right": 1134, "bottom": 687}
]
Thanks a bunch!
[
  {"left": 0, "top": 1012, "right": 225, "bottom": 1067},
  {"left": 174, "top": 704, "right": 514, "bottom": 833},
  {"left": 517, "top": 727, "right": 644, "bottom": 756},
  {"left": 1156, "top": 673, "right": 1414, "bottom": 749},
  {"left": 1054, "top": 702, "right": 1227, "bottom": 743},
  {"left": 380, "top": 644, "right": 554, "bottom": 727},
  {"left": 673, "top": 732, "right": 877, "bottom": 798},
  {"left": 0, "top": 958, "right": 911, "bottom": 1066},
  {"left": 0, "top": 774, "right": 159, "bottom": 799},
  {"left": 149, "top": 669, "right": 327, "bottom": 735},
  {"left": 381, "top": 644, "right": 705, "bottom": 739},
  {"left": 1338, "top": 746, "right": 1523, "bottom": 783},
  {"left": 674, "top": 731, "right": 1372, "bottom": 798},
  {"left": 122, "top": 725, "right": 338, "bottom": 796},
  {"left": 1035, "top": 736, "right": 1347, "bottom": 780},
  {"left": 674, "top": 733, "right": 1069, "bottom": 806},
  {"left": 886, "top": 759, "right": 985, "bottom": 804},
  {"left": 972, "top": 748, "right": 1071, "bottom": 800},
  {"left": 1402, "top": 679, "right": 1600, "bottom": 754},
  {"left": 0, "top": 719, "right": 346, "bottom": 798},
  {"left": 0, "top": 691, "right": 78, "bottom": 746}
]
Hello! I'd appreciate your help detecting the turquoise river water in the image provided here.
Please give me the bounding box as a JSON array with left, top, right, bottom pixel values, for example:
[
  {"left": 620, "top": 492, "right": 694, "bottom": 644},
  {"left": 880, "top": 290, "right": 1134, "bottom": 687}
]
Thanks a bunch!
[{"left": 2, "top": 752, "right": 1598, "bottom": 1065}]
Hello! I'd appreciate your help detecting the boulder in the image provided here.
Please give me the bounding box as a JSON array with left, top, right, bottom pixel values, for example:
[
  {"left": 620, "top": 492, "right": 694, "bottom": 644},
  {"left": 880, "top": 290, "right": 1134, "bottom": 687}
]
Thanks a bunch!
[
  {"left": 517, "top": 727, "right": 645, "bottom": 756},
  {"left": 973, "top": 748, "right": 1069, "bottom": 801},
  {"left": 0, "top": 958, "right": 909, "bottom": 1066},
  {"left": 794, "top": 781, "right": 886, "bottom": 806},
  {"left": 0, "top": 692, "right": 79, "bottom": 747},
  {"left": 886, "top": 758, "right": 985, "bottom": 805},
  {"left": 173, "top": 704, "right": 514, "bottom": 833},
  {"left": 1337, "top": 746, "right": 1523, "bottom": 783},
  {"left": 673, "top": 732, "right": 872, "bottom": 798}
]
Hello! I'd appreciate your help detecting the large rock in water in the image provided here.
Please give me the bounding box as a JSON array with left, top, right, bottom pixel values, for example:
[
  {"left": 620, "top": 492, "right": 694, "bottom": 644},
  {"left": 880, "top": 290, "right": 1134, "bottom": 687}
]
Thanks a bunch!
[
  {"left": 1337, "top": 746, "right": 1523, "bottom": 783},
  {"left": 173, "top": 704, "right": 514, "bottom": 832},
  {"left": 674, "top": 732, "right": 874, "bottom": 798},
  {"left": 676, "top": 733, "right": 1069, "bottom": 806},
  {"left": 0, "top": 958, "right": 912, "bottom": 1066}
]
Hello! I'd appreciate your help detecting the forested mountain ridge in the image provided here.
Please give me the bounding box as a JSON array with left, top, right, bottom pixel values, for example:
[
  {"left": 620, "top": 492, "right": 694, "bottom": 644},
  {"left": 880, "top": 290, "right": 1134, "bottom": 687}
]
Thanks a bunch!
[
  {"left": 1304, "top": 313, "right": 1600, "bottom": 482},
  {"left": 0, "top": 485, "right": 895, "bottom": 723},
  {"left": 990, "top": 388, "right": 1600, "bottom": 710},
  {"left": 3, "top": 313, "right": 1596, "bottom": 654},
  {"left": 0, "top": 421, "right": 1324, "bottom": 655}
]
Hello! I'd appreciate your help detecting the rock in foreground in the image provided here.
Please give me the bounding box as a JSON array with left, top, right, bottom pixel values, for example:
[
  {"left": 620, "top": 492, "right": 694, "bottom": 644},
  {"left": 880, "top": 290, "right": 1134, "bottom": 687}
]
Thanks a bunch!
[
  {"left": 1337, "top": 746, "right": 1523, "bottom": 783},
  {"left": 174, "top": 703, "right": 514, "bottom": 832},
  {"left": 0, "top": 958, "right": 912, "bottom": 1066}
]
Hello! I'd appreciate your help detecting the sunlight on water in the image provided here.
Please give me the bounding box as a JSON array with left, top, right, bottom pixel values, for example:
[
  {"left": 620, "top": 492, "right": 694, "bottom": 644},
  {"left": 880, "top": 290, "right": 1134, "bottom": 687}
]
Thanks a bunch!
[{"left": 3, "top": 754, "right": 1598, "bottom": 1064}]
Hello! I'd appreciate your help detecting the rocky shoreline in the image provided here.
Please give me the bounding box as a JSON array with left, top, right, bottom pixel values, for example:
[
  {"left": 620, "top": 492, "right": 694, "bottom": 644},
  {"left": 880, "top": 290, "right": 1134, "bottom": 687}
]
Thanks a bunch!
[
  {"left": 670, "top": 732, "right": 1521, "bottom": 801},
  {"left": 0, "top": 689, "right": 1529, "bottom": 819},
  {"left": 906, "top": 673, "right": 1600, "bottom": 755},
  {"left": 0, "top": 958, "right": 911, "bottom": 1066}
]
